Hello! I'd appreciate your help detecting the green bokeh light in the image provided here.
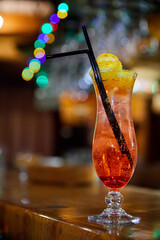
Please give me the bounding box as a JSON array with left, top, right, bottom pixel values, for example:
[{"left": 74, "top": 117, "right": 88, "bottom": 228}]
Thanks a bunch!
[
  {"left": 153, "top": 228, "right": 160, "bottom": 239},
  {"left": 36, "top": 75, "right": 48, "bottom": 87},
  {"left": 152, "top": 82, "right": 159, "bottom": 94},
  {"left": 34, "top": 40, "right": 45, "bottom": 49},
  {"left": 41, "top": 23, "right": 53, "bottom": 34},
  {"left": 58, "top": 3, "right": 69, "bottom": 12},
  {"left": 36, "top": 70, "right": 48, "bottom": 78},
  {"left": 22, "top": 67, "right": 34, "bottom": 81},
  {"left": 75, "top": 32, "right": 84, "bottom": 42},
  {"left": 29, "top": 59, "right": 41, "bottom": 73}
]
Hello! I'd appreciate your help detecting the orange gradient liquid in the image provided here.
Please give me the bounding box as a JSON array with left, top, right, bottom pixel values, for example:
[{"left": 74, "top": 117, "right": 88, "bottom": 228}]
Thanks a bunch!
[{"left": 92, "top": 86, "right": 137, "bottom": 191}]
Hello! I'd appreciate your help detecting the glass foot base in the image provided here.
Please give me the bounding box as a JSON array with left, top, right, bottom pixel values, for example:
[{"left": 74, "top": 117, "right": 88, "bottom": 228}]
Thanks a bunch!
[
  {"left": 88, "top": 208, "right": 141, "bottom": 225},
  {"left": 88, "top": 191, "right": 141, "bottom": 226}
]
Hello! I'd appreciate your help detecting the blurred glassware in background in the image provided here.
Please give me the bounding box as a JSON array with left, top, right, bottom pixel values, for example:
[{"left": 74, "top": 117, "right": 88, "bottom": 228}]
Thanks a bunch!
[
  {"left": 15, "top": 152, "right": 40, "bottom": 181},
  {"left": 34, "top": 0, "right": 160, "bottom": 112},
  {"left": 58, "top": 90, "right": 96, "bottom": 127},
  {"left": 132, "top": 65, "right": 160, "bottom": 94}
]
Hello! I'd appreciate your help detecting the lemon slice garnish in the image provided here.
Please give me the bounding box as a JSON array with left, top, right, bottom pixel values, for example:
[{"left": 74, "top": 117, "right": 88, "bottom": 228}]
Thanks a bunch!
[
  {"left": 112, "top": 70, "right": 137, "bottom": 89},
  {"left": 90, "top": 53, "right": 122, "bottom": 81},
  {"left": 90, "top": 53, "right": 136, "bottom": 90}
]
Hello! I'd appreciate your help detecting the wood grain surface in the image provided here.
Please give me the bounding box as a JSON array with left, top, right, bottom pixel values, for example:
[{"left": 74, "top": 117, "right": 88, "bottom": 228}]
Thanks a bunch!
[{"left": 0, "top": 171, "right": 159, "bottom": 240}]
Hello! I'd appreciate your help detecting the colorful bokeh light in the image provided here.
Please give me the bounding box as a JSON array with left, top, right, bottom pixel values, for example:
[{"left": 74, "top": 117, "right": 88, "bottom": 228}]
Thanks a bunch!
[
  {"left": 47, "top": 33, "right": 55, "bottom": 44},
  {"left": 22, "top": 67, "right": 34, "bottom": 81},
  {"left": 41, "top": 23, "right": 53, "bottom": 34},
  {"left": 38, "top": 33, "right": 49, "bottom": 43},
  {"left": 34, "top": 48, "right": 46, "bottom": 63},
  {"left": 29, "top": 59, "right": 41, "bottom": 73},
  {"left": 50, "top": 14, "right": 60, "bottom": 24},
  {"left": 57, "top": 10, "right": 68, "bottom": 19},
  {"left": 34, "top": 48, "right": 45, "bottom": 57},
  {"left": 58, "top": 3, "right": 69, "bottom": 12},
  {"left": 34, "top": 39, "right": 45, "bottom": 49},
  {"left": 36, "top": 75, "right": 48, "bottom": 87},
  {"left": 37, "top": 70, "right": 48, "bottom": 78},
  {"left": 36, "top": 54, "right": 46, "bottom": 63},
  {"left": 50, "top": 23, "right": 58, "bottom": 32},
  {"left": 22, "top": 2, "right": 69, "bottom": 82},
  {"left": 27, "top": 57, "right": 34, "bottom": 66}
]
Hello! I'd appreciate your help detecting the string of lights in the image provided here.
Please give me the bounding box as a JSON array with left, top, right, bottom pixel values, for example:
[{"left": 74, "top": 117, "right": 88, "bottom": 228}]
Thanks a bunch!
[{"left": 22, "top": 2, "right": 69, "bottom": 87}]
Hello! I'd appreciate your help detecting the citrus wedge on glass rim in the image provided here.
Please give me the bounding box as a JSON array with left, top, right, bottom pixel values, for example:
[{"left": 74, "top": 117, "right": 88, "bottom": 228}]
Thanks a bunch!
[
  {"left": 112, "top": 70, "right": 137, "bottom": 89},
  {"left": 90, "top": 53, "right": 136, "bottom": 90},
  {"left": 90, "top": 53, "right": 122, "bottom": 82}
]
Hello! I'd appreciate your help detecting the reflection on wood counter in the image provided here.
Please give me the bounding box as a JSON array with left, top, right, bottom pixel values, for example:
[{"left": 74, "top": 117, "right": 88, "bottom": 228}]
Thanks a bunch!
[{"left": 0, "top": 171, "right": 159, "bottom": 239}]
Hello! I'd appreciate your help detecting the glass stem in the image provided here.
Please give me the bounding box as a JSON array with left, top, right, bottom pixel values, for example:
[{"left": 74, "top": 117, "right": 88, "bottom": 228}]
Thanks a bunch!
[{"left": 104, "top": 191, "right": 124, "bottom": 215}]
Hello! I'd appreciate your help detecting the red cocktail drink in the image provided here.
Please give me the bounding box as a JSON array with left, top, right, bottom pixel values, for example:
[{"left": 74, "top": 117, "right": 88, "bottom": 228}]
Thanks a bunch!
[
  {"left": 88, "top": 53, "right": 141, "bottom": 225},
  {"left": 92, "top": 78, "right": 137, "bottom": 191}
]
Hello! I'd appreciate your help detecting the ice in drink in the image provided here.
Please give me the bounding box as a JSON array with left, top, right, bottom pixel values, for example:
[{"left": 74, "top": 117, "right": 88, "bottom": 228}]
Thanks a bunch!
[{"left": 90, "top": 54, "right": 137, "bottom": 191}]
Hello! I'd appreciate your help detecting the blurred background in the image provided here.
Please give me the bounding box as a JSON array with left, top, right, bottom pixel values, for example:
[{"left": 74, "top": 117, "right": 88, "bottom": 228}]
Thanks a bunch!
[{"left": 0, "top": 0, "right": 160, "bottom": 188}]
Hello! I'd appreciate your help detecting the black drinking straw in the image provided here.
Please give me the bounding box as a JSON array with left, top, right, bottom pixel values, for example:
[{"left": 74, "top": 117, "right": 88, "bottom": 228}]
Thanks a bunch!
[{"left": 46, "top": 26, "right": 134, "bottom": 169}]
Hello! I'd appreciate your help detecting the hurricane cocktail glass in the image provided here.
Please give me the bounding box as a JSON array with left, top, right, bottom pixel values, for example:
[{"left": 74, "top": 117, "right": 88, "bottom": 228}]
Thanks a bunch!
[{"left": 88, "top": 53, "right": 141, "bottom": 225}]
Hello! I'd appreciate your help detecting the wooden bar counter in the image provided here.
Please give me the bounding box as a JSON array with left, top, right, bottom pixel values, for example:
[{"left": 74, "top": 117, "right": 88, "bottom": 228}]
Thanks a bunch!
[{"left": 0, "top": 170, "right": 159, "bottom": 239}]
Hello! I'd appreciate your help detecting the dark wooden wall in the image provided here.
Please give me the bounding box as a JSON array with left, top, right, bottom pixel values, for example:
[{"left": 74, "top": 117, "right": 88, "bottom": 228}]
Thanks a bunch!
[{"left": 0, "top": 88, "right": 58, "bottom": 167}]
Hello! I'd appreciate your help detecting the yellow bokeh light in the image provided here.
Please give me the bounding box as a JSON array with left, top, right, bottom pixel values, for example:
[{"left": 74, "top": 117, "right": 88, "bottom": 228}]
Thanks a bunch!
[
  {"left": 29, "top": 59, "right": 41, "bottom": 73},
  {"left": 34, "top": 48, "right": 45, "bottom": 57},
  {"left": 47, "top": 33, "right": 55, "bottom": 44},
  {"left": 22, "top": 67, "right": 34, "bottom": 81},
  {"left": 57, "top": 10, "right": 68, "bottom": 19}
]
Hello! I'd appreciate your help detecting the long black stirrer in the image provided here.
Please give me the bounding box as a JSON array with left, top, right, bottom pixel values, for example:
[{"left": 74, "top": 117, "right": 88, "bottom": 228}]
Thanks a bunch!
[
  {"left": 46, "top": 26, "right": 134, "bottom": 169},
  {"left": 81, "top": 26, "right": 133, "bottom": 169},
  {"left": 46, "top": 49, "right": 89, "bottom": 59}
]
